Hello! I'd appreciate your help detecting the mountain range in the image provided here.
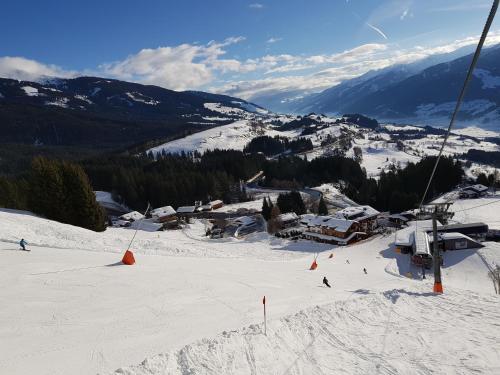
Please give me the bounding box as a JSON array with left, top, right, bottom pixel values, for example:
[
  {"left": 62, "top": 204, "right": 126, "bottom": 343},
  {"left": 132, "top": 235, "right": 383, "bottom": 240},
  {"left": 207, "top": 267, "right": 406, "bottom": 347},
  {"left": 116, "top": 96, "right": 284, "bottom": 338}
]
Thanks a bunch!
[
  {"left": 251, "top": 45, "right": 500, "bottom": 128},
  {"left": 0, "top": 76, "right": 263, "bottom": 148}
]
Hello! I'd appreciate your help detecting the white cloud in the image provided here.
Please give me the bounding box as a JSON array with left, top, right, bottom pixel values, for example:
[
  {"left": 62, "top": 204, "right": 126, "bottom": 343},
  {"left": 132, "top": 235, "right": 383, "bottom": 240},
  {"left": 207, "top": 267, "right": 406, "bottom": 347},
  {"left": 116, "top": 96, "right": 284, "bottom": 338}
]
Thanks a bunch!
[
  {"left": 2, "top": 30, "right": 500, "bottom": 104},
  {"left": 266, "top": 37, "right": 283, "bottom": 44},
  {"left": 249, "top": 3, "right": 264, "bottom": 9},
  {"left": 0, "top": 56, "right": 75, "bottom": 82},
  {"left": 215, "top": 31, "right": 500, "bottom": 100},
  {"left": 99, "top": 37, "right": 247, "bottom": 91},
  {"left": 400, "top": 9, "right": 409, "bottom": 20}
]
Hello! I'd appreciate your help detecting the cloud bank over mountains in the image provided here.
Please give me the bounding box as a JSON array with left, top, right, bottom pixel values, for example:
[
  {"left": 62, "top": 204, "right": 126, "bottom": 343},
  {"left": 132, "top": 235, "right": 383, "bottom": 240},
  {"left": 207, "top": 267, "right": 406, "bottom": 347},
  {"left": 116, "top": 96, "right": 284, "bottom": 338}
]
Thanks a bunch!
[{"left": 1, "top": 31, "right": 500, "bottom": 99}]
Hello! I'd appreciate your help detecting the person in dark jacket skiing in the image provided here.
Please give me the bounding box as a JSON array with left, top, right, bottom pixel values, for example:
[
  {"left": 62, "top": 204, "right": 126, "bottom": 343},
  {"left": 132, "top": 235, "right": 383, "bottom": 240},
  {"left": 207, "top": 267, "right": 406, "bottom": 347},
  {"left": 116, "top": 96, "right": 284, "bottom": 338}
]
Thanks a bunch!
[
  {"left": 323, "top": 276, "right": 331, "bottom": 288},
  {"left": 363, "top": 268, "right": 367, "bottom": 274},
  {"left": 20, "top": 238, "right": 28, "bottom": 251}
]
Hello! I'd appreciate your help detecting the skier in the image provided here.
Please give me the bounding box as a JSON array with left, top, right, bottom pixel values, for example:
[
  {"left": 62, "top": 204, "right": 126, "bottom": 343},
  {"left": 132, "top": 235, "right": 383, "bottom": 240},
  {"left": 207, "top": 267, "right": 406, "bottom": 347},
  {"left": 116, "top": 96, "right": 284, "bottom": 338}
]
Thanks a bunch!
[
  {"left": 363, "top": 267, "right": 367, "bottom": 274},
  {"left": 346, "top": 259, "right": 350, "bottom": 264},
  {"left": 19, "top": 238, "right": 28, "bottom": 251},
  {"left": 323, "top": 276, "right": 331, "bottom": 288}
]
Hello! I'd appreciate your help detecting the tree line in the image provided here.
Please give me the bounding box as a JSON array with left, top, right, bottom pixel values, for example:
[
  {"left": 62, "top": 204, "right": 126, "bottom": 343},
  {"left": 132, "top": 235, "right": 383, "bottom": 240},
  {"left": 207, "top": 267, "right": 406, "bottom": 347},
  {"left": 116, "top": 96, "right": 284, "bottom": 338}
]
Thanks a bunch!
[
  {"left": 0, "top": 157, "right": 106, "bottom": 231},
  {"left": 0, "top": 149, "right": 467, "bottom": 232},
  {"left": 243, "top": 135, "right": 313, "bottom": 156}
]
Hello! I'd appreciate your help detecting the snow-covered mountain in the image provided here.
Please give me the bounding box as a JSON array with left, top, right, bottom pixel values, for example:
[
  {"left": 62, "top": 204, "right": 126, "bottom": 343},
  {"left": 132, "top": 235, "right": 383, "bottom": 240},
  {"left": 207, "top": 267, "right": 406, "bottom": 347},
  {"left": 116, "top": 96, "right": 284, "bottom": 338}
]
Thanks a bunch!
[
  {"left": 0, "top": 76, "right": 267, "bottom": 147},
  {"left": 148, "top": 112, "right": 500, "bottom": 180},
  {"left": 254, "top": 45, "right": 500, "bottom": 128}
]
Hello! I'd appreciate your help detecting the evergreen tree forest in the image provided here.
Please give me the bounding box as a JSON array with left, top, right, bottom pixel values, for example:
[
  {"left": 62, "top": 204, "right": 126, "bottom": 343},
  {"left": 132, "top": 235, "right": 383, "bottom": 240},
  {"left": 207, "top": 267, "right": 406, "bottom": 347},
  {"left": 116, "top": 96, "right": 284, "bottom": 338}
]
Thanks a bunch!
[
  {"left": 0, "top": 157, "right": 106, "bottom": 231},
  {"left": 0, "top": 148, "right": 466, "bottom": 231},
  {"left": 243, "top": 135, "right": 313, "bottom": 156}
]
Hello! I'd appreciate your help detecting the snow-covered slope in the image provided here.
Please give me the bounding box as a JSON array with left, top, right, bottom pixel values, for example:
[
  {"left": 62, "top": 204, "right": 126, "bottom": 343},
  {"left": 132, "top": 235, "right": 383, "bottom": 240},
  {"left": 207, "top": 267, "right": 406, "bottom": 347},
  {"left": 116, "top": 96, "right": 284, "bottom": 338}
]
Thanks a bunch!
[
  {"left": 1, "top": 208, "right": 498, "bottom": 375},
  {"left": 114, "top": 286, "right": 499, "bottom": 375},
  {"left": 148, "top": 120, "right": 299, "bottom": 155}
]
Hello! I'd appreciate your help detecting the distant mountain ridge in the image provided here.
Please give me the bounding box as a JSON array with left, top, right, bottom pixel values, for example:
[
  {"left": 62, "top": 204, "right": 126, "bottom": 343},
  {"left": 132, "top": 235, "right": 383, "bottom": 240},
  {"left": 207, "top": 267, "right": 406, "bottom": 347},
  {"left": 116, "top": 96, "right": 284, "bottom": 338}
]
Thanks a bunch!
[
  {"left": 0, "top": 76, "right": 266, "bottom": 148},
  {"left": 251, "top": 44, "right": 500, "bottom": 128}
]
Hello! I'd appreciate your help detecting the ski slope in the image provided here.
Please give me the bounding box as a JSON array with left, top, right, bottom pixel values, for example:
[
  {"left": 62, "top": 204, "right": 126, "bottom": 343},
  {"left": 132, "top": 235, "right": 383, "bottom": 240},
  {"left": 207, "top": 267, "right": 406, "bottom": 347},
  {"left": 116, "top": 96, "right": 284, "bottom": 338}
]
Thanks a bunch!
[{"left": 0, "top": 209, "right": 499, "bottom": 375}]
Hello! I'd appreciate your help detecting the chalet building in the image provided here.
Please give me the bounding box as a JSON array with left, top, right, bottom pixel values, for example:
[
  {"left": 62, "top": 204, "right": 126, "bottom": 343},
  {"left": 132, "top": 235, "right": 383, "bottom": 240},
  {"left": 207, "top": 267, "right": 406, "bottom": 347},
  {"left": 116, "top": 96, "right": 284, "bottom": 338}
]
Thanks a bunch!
[
  {"left": 334, "top": 205, "right": 380, "bottom": 233},
  {"left": 388, "top": 211, "right": 417, "bottom": 226},
  {"left": 150, "top": 206, "right": 177, "bottom": 223},
  {"left": 225, "top": 215, "right": 262, "bottom": 237},
  {"left": 301, "top": 215, "right": 368, "bottom": 245},
  {"left": 210, "top": 200, "right": 224, "bottom": 210},
  {"left": 200, "top": 200, "right": 224, "bottom": 211},
  {"left": 119, "top": 211, "right": 144, "bottom": 222},
  {"left": 278, "top": 212, "right": 300, "bottom": 229},
  {"left": 459, "top": 184, "right": 488, "bottom": 199},
  {"left": 176, "top": 206, "right": 200, "bottom": 219}
]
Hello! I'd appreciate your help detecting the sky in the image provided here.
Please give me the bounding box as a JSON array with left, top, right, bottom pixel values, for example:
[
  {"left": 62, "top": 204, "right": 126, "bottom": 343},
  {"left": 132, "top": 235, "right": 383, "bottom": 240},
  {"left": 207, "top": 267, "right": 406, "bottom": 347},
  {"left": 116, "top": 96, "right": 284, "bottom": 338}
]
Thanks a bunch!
[{"left": 1, "top": 0, "right": 500, "bottom": 100}]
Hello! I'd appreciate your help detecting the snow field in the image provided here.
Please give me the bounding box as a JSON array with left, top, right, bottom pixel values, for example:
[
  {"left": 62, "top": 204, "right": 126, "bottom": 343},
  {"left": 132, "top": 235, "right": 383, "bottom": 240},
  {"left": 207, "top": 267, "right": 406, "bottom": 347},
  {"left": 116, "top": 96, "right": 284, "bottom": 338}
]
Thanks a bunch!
[
  {"left": 114, "top": 287, "right": 500, "bottom": 375},
  {"left": 1, "top": 208, "right": 499, "bottom": 375}
]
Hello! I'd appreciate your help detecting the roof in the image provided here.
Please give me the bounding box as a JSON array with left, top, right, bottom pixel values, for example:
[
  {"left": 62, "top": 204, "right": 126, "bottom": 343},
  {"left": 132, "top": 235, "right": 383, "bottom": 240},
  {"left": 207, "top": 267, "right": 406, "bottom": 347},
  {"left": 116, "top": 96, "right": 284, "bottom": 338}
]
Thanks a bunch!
[
  {"left": 119, "top": 211, "right": 144, "bottom": 221},
  {"left": 129, "top": 218, "right": 163, "bottom": 232},
  {"left": 150, "top": 206, "right": 176, "bottom": 217},
  {"left": 334, "top": 205, "right": 380, "bottom": 221},
  {"left": 437, "top": 222, "right": 489, "bottom": 232},
  {"left": 301, "top": 214, "right": 355, "bottom": 233},
  {"left": 440, "top": 232, "right": 474, "bottom": 241},
  {"left": 177, "top": 206, "right": 197, "bottom": 213},
  {"left": 394, "top": 220, "right": 434, "bottom": 247},
  {"left": 233, "top": 216, "right": 256, "bottom": 226},
  {"left": 414, "top": 231, "right": 431, "bottom": 255},
  {"left": 278, "top": 212, "right": 299, "bottom": 222},
  {"left": 462, "top": 184, "right": 488, "bottom": 193},
  {"left": 304, "top": 231, "right": 363, "bottom": 244},
  {"left": 209, "top": 200, "right": 223, "bottom": 206},
  {"left": 389, "top": 214, "right": 410, "bottom": 222}
]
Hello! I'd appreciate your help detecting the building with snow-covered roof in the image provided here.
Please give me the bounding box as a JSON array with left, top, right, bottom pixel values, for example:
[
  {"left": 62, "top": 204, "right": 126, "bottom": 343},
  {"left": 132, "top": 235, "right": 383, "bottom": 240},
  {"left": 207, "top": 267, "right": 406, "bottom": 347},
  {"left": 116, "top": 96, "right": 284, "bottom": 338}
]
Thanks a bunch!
[
  {"left": 200, "top": 200, "right": 225, "bottom": 211},
  {"left": 430, "top": 232, "right": 484, "bottom": 251},
  {"left": 119, "top": 211, "right": 144, "bottom": 222},
  {"left": 225, "top": 215, "right": 263, "bottom": 237},
  {"left": 150, "top": 206, "right": 176, "bottom": 223},
  {"left": 334, "top": 205, "right": 380, "bottom": 233},
  {"left": 459, "top": 184, "right": 488, "bottom": 199},
  {"left": 210, "top": 200, "right": 224, "bottom": 210},
  {"left": 277, "top": 212, "right": 300, "bottom": 229},
  {"left": 301, "top": 214, "right": 369, "bottom": 245},
  {"left": 177, "top": 206, "right": 198, "bottom": 213}
]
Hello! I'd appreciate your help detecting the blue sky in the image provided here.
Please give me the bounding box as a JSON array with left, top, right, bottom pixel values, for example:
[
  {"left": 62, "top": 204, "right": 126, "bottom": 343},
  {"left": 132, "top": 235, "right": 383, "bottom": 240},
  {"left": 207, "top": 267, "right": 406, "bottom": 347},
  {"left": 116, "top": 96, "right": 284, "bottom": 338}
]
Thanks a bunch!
[{"left": 1, "top": 0, "right": 499, "bottom": 99}]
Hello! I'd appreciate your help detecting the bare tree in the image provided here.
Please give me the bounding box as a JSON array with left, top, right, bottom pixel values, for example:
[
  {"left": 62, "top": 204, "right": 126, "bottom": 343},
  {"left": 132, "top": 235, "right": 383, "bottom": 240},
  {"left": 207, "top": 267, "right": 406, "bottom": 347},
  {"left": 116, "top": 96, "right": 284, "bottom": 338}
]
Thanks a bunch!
[
  {"left": 267, "top": 205, "right": 282, "bottom": 234},
  {"left": 489, "top": 265, "right": 500, "bottom": 294}
]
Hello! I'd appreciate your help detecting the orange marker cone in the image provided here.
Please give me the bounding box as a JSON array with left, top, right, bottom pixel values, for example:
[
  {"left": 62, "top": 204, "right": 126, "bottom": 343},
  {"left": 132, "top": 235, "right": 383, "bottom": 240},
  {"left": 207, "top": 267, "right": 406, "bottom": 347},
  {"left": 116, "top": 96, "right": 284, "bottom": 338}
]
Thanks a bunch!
[
  {"left": 122, "top": 250, "right": 135, "bottom": 265},
  {"left": 310, "top": 259, "right": 318, "bottom": 270},
  {"left": 433, "top": 282, "right": 443, "bottom": 294}
]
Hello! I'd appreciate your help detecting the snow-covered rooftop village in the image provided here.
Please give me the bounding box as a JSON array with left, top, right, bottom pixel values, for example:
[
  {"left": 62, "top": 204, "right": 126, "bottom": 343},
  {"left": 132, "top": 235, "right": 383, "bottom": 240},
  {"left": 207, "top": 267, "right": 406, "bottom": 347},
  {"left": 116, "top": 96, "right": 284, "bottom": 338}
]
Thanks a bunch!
[{"left": 2, "top": 1, "right": 500, "bottom": 374}]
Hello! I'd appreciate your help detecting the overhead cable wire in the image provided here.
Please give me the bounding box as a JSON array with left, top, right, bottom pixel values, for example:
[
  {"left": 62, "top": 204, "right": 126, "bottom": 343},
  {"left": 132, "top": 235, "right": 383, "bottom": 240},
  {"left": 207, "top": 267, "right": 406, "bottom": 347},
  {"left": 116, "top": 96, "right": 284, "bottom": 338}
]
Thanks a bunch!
[{"left": 419, "top": 0, "right": 499, "bottom": 208}]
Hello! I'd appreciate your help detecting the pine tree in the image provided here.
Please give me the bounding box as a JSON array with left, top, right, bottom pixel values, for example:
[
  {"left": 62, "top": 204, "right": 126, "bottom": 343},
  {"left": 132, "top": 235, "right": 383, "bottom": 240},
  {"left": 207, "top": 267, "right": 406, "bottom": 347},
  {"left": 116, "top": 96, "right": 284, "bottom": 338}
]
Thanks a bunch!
[
  {"left": 60, "top": 162, "right": 106, "bottom": 231},
  {"left": 29, "top": 157, "right": 65, "bottom": 222},
  {"left": 318, "top": 196, "right": 328, "bottom": 215}
]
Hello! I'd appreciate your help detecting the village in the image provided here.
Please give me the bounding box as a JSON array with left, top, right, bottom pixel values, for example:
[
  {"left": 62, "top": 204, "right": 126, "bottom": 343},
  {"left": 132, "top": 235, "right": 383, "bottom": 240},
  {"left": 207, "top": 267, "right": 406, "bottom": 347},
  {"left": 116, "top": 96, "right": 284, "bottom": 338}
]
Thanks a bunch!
[{"left": 103, "top": 182, "right": 497, "bottom": 276}]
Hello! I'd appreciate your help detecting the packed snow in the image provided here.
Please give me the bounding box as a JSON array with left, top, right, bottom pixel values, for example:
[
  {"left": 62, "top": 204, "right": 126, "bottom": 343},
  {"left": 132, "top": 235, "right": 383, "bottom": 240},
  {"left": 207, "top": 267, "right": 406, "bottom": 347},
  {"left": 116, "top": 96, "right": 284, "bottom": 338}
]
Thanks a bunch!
[
  {"left": 21, "top": 85, "right": 41, "bottom": 96},
  {"left": 1, "top": 204, "right": 499, "bottom": 375}
]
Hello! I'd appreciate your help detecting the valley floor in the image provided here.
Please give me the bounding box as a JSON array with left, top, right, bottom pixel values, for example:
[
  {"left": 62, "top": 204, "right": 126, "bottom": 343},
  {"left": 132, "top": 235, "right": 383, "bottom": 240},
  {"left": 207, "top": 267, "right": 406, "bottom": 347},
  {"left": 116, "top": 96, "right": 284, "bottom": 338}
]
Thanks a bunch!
[{"left": 0, "top": 209, "right": 499, "bottom": 374}]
